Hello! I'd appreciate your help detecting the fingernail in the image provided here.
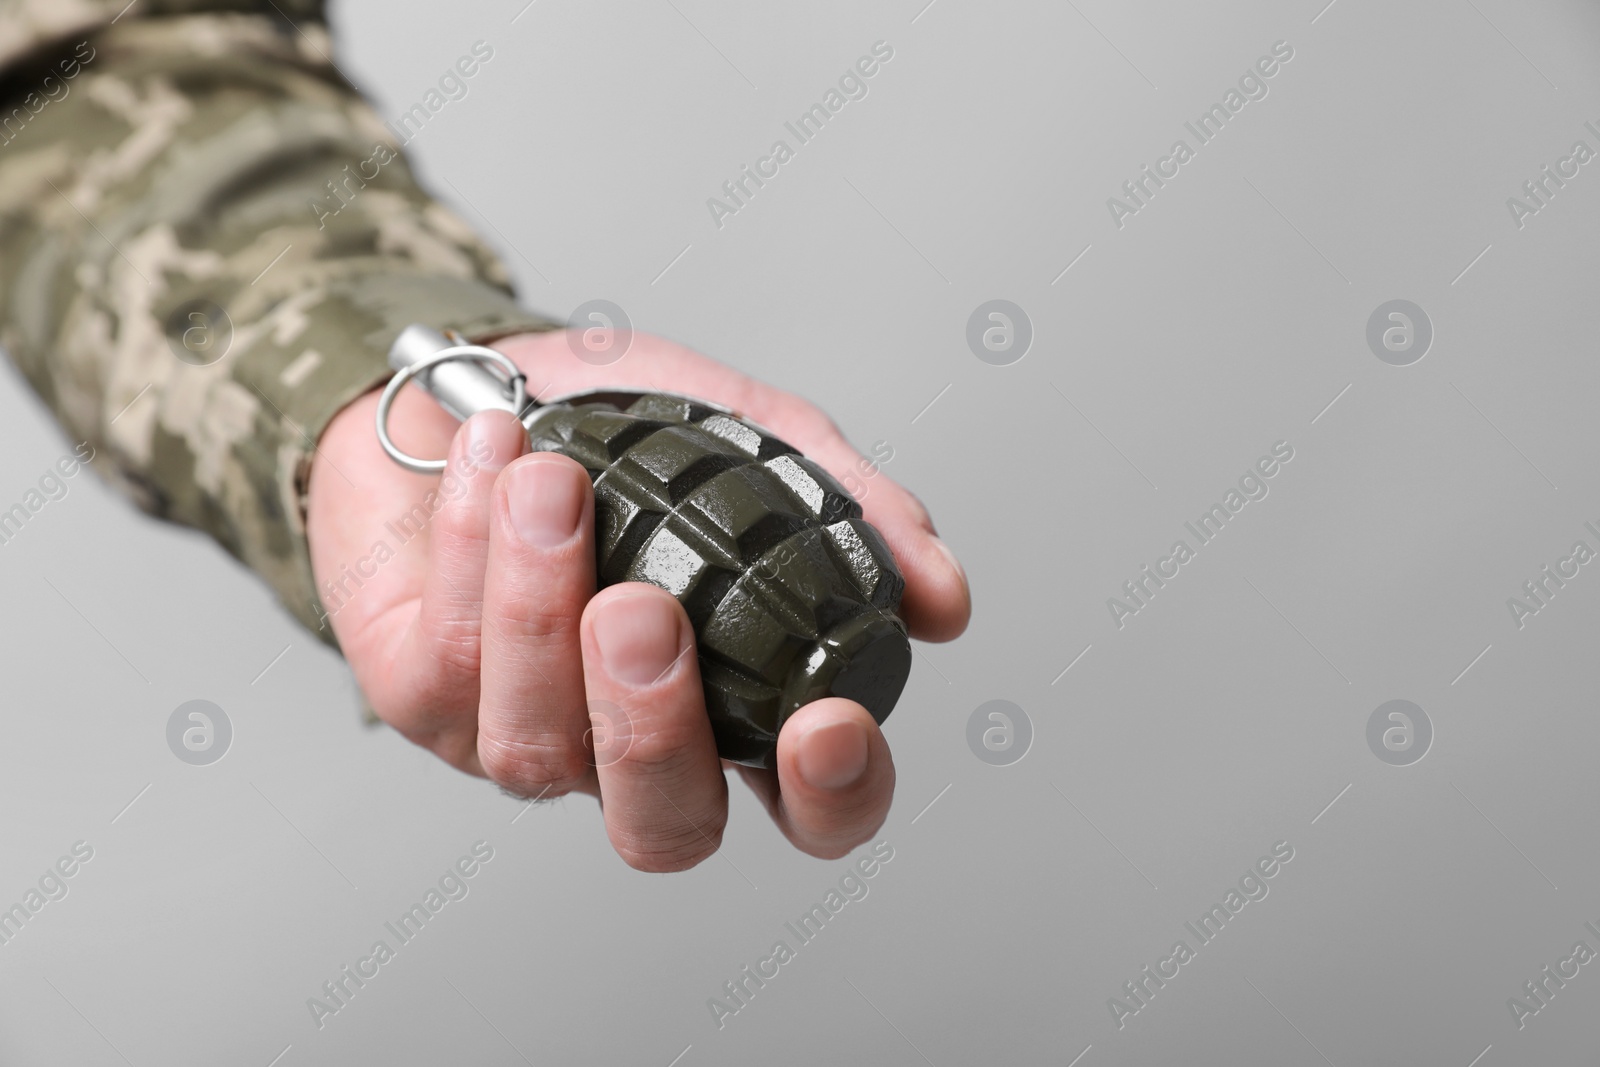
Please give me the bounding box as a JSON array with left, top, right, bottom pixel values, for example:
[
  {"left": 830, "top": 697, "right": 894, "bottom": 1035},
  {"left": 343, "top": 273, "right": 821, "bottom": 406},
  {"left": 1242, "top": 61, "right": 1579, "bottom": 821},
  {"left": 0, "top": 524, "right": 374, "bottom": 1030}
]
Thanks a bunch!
[
  {"left": 594, "top": 594, "right": 685, "bottom": 687},
  {"left": 797, "top": 720, "right": 870, "bottom": 791},
  {"left": 465, "top": 412, "right": 519, "bottom": 473},
  {"left": 932, "top": 536, "right": 967, "bottom": 585},
  {"left": 508, "top": 457, "right": 585, "bottom": 547}
]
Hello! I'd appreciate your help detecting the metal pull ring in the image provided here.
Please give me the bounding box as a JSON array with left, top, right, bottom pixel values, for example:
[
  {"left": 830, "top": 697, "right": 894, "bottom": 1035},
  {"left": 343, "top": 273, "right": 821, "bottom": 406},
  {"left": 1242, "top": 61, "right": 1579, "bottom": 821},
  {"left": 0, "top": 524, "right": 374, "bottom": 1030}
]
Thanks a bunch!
[{"left": 375, "top": 345, "right": 528, "bottom": 474}]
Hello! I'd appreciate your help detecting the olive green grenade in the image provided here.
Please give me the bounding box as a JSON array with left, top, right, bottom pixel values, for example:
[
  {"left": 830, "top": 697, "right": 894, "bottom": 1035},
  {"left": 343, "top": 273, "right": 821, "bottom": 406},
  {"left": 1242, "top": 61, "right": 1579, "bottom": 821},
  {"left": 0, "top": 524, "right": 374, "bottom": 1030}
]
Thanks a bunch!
[{"left": 378, "top": 326, "right": 912, "bottom": 767}]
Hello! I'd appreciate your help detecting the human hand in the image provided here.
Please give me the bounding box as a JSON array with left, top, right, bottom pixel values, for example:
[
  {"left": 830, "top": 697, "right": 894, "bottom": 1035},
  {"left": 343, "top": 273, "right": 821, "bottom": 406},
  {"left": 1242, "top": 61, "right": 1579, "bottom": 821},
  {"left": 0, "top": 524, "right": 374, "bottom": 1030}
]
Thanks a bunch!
[{"left": 306, "top": 330, "right": 970, "bottom": 869}]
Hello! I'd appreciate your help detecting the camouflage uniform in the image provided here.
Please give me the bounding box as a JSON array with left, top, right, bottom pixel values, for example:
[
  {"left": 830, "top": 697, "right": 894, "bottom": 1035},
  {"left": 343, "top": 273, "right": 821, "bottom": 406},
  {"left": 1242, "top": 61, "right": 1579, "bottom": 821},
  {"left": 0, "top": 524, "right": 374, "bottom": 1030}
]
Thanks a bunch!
[{"left": 0, "top": 0, "right": 558, "bottom": 644}]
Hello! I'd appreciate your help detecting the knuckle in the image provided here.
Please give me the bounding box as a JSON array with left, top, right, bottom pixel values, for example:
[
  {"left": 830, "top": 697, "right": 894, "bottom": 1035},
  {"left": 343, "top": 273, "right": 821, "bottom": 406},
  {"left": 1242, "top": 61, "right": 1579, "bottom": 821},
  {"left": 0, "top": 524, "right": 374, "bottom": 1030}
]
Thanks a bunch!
[
  {"left": 819, "top": 411, "right": 846, "bottom": 440},
  {"left": 478, "top": 733, "right": 587, "bottom": 796},
  {"left": 795, "top": 398, "right": 841, "bottom": 439},
  {"left": 398, "top": 722, "right": 479, "bottom": 778},
  {"left": 393, "top": 667, "right": 479, "bottom": 744},
  {"left": 386, "top": 703, "right": 457, "bottom": 745},
  {"left": 717, "top": 375, "right": 764, "bottom": 422},
  {"left": 421, "top": 627, "right": 483, "bottom": 681},
  {"left": 414, "top": 605, "right": 483, "bottom": 679},
  {"left": 432, "top": 497, "right": 488, "bottom": 546},
  {"left": 490, "top": 601, "right": 580, "bottom": 647},
  {"left": 617, "top": 721, "right": 705, "bottom": 775}
]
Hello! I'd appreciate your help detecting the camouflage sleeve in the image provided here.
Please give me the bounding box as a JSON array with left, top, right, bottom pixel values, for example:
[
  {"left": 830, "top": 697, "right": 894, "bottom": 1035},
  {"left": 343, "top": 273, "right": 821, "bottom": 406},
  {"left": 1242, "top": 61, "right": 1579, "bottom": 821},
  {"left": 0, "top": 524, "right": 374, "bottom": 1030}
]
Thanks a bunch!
[{"left": 0, "top": 0, "right": 560, "bottom": 645}]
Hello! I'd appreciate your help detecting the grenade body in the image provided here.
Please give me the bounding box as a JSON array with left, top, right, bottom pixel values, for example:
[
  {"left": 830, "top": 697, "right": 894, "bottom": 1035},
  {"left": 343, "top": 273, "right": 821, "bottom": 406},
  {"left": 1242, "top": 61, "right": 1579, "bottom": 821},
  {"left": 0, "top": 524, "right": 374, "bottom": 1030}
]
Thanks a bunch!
[{"left": 523, "top": 390, "right": 911, "bottom": 767}]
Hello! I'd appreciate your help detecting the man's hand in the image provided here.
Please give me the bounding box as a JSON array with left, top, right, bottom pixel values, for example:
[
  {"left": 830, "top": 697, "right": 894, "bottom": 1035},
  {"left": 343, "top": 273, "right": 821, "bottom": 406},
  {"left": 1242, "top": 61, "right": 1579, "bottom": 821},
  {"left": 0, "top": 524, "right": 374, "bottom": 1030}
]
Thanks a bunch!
[{"left": 306, "top": 330, "right": 970, "bottom": 870}]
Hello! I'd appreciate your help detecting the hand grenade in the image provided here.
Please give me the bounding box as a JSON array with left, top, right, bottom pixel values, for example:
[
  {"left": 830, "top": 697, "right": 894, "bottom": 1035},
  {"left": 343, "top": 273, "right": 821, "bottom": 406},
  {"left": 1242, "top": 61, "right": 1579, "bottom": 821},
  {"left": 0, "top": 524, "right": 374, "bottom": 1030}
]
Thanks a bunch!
[{"left": 376, "top": 326, "right": 912, "bottom": 767}]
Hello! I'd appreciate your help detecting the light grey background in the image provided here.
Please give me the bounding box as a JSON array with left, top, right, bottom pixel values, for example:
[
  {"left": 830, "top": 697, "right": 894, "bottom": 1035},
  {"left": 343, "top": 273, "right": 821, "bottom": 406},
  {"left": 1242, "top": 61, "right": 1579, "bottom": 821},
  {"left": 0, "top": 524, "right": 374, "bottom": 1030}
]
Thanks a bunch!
[{"left": 2, "top": 0, "right": 1598, "bottom": 1063}]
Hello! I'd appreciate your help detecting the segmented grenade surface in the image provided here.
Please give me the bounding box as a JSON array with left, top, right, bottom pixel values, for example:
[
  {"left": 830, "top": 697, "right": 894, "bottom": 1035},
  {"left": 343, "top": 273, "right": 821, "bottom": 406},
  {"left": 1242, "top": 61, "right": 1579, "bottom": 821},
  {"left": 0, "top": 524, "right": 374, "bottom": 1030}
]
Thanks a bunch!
[{"left": 526, "top": 392, "right": 908, "bottom": 764}]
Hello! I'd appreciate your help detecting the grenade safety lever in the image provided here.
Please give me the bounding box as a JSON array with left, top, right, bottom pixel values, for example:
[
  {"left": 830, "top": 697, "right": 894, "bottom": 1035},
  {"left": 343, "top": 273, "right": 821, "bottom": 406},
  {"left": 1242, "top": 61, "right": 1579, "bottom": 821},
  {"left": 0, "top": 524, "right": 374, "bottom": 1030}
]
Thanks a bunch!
[{"left": 376, "top": 325, "right": 912, "bottom": 768}]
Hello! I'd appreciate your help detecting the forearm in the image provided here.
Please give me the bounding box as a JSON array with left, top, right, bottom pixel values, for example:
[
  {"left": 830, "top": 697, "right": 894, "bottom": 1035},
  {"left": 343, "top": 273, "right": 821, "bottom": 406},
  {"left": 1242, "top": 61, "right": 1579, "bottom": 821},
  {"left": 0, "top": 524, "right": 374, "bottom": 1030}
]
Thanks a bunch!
[{"left": 0, "top": 0, "right": 557, "bottom": 643}]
